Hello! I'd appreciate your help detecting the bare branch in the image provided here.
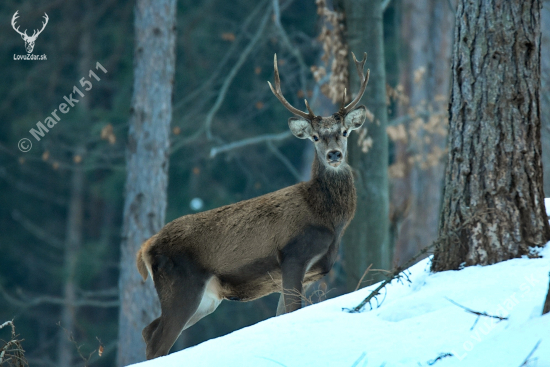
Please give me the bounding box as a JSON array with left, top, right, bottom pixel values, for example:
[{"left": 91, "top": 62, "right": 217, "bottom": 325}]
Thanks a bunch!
[
  {"left": 210, "top": 131, "right": 292, "bottom": 157},
  {"left": 0, "top": 167, "right": 67, "bottom": 206},
  {"left": 350, "top": 210, "right": 493, "bottom": 313},
  {"left": 0, "top": 320, "right": 27, "bottom": 367},
  {"left": 12, "top": 210, "right": 64, "bottom": 249},
  {"left": 272, "top": 0, "right": 308, "bottom": 93},
  {"left": 0, "top": 321, "right": 15, "bottom": 334},
  {"left": 0, "top": 284, "right": 119, "bottom": 310},
  {"left": 204, "top": 2, "right": 273, "bottom": 141},
  {"left": 446, "top": 298, "right": 508, "bottom": 326},
  {"left": 173, "top": 0, "right": 269, "bottom": 113},
  {"left": 519, "top": 340, "right": 541, "bottom": 367},
  {"left": 266, "top": 141, "right": 301, "bottom": 181},
  {"left": 347, "top": 243, "right": 432, "bottom": 313},
  {"left": 354, "top": 264, "right": 373, "bottom": 291}
]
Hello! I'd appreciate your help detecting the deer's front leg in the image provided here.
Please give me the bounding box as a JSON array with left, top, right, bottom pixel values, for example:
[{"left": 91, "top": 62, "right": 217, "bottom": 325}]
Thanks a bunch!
[
  {"left": 279, "top": 225, "right": 333, "bottom": 314},
  {"left": 281, "top": 258, "right": 307, "bottom": 313}
]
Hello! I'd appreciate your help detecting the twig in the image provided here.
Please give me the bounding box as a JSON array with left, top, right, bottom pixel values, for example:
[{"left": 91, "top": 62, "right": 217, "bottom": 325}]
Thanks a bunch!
[
  {"left": 204, "top": 2, "right": 273, "bottom": 141},
  {"left": 350, "top": 208, "right": 491, "bottom": 313},
  {"left": 351, "top": 351, "right": 367, "bottom": 367},
  {"left": 519, "top": 340, "right": 541, "bottom": 367},
  {"left": 354, "top": 264, "right": 373, "bottom": 291},
  {"left": 57, "top": 322, "right": 97, "bottom": 367},
  {"left": 272, "top": 0, "right": 308, "bottom": 93},
  {"left": 427, "top": 352, "right": 453, "bottom": 365},
  {"left": 255, "top": 356, "right": 288, "bottom": 367},
  {"left": 0, "top": 320, "right": 28, "bottom": 367},
  {"left": 173, "top": 0, "right": 269, "bottom": 113},
  {"left": 348, "top": 243, "right": 433, "bottom": 313},
  {"left": 445, "top": 298, "right": 508, "bottom": 328},
  {"left": 0, "top": 321, "right": 14, "bottom": 335}
]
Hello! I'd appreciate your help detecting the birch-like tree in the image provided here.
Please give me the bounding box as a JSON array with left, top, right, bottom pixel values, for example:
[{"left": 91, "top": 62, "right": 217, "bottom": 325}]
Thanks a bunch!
[{"left": 117, "top": 0, "right": 177, "bottom": 365}]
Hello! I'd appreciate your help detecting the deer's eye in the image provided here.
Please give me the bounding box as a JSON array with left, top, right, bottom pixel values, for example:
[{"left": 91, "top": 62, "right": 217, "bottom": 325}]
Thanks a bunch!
[
  {"left": 343, "top": 130, "right": 348, "bottom": 137},
  {"left": 313, "top": 135, "right": 319, "bottom": 142}
]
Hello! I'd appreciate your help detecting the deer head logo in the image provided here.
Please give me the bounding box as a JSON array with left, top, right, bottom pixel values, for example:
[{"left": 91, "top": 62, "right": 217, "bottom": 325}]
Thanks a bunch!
[{"left": 11, "top": 11, "right": 49, "bottom": 54}]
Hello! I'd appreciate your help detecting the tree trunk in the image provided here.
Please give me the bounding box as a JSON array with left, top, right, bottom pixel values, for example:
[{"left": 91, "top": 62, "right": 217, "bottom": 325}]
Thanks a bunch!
[
  {"left": 432, "top": 0, "right": 550, "bottom": 272},
  {"left": 339, "top": 0, "right": 390, "bottom": 290},
  {"left": 540, "top": 3, "right": 550, "bottom": 197},
  {"left": 57, "top": 148, "right": 84, "bottom": 367},
  {"left": 58, "top": 22, "right": 91, "bottom": 366},
  {"left": 391, "top": 0, "right": 454, "bottom": 266},
  {"left": 117, "top": 0, "right": 176, "bottom": 365},
  {"left": 544, "top": 275, "right": 550, "bottom": 314}
]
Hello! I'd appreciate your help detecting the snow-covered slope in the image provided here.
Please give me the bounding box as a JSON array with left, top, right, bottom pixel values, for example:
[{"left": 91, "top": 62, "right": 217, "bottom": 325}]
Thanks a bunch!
[{"left": 132, "top": 205, "right": 550, "bottom": 367}]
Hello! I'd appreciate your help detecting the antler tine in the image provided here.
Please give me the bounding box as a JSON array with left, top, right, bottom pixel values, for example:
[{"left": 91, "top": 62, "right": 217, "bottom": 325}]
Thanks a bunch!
[
  {"left": 33, "top": 13, "right": 49, "bottom": 38},
  {"left": 304, "top": 99, "right": 315, "bottom": 116},
  {"left": 11, "top": 11, "right": 27, "bottom": 37},
  {"left": 268, "top": 54, "right": 316, "bottom": 121},
  {"left": 341, "top": 52, "right": 370, "bottom": 114},
  {"left": 339, "top": 88, "right": 348, "bottom": 113}
]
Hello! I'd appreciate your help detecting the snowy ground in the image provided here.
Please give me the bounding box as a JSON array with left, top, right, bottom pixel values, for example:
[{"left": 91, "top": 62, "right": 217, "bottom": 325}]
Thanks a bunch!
[{"left": 132, "top": 203, "right": 550, "bottom": 367}]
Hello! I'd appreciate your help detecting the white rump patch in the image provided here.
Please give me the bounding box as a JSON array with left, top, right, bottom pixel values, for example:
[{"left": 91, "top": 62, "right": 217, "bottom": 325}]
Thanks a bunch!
[{"left": 184, "top": 276, "right": 222, "bottom": 330}]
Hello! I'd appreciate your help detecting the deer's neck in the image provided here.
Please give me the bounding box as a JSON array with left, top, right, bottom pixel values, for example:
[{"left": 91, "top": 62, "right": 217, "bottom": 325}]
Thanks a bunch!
[{"left": 305, "top": 154, "right": 356, "bottom": 227}]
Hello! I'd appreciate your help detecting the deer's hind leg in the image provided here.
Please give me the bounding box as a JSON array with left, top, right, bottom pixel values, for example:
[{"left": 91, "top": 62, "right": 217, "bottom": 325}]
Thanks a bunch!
[{"left": 143, "top": 252, "right": 211, "bottom": 360}]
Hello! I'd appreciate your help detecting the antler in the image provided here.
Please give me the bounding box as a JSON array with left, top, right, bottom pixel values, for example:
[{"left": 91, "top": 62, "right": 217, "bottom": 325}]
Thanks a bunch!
[
  {"left": 339, "top": 52, "right": 370, "bottom": 115},
  {"left": 29, "top": 13, "right": 49, "bottom": 40},
  {"left": 268, "top": 54, "right": 317, "bottom": 121},
  {"left": 11, "top": 11, "right": 27, "bottom": 37}
]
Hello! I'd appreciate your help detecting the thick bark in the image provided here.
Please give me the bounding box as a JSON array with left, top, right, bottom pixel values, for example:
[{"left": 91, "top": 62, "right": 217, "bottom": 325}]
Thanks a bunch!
[
  {"left": 339, "top": 0, "right": 390, "bottom": 290},
  {"left": 392, "top": 0, "right": 454, "bottom": 266},
  {"left": 541, "top": 4, "right": 550, "bottom": 197},
  {"left": 117, "top": 0, "right": 176, "bottom": 365},
  {"left": 432, "top": 0, "right": 550, "bottom": 271}
]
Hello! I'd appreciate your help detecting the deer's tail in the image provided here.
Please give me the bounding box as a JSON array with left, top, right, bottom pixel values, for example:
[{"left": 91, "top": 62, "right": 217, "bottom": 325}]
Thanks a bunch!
[{"left": 136, "top": 235, "right": 157, "bottom": 281}]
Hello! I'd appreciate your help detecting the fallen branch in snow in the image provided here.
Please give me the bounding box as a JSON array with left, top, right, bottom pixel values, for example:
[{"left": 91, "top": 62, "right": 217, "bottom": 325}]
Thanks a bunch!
[
  {"left": 350, "top": 351, "right": 367, "bottom": 367},
  {"left": 348, "top": 210, "right": 492, "bottom": 313},
  {"left": 347, "top": 243, "right": 434, "bottom": 313},
  {"left": 427, "top": 352, "right": 453, "bottom": 365},
  {"left": 445, "top": 298, "right": 508, "bottom": 330},
  {"left": 519, "top": 339, "right": 541, "bottom": 367},
  {"left": 0, "top": 320, "right": 28, "bottom": 367}
]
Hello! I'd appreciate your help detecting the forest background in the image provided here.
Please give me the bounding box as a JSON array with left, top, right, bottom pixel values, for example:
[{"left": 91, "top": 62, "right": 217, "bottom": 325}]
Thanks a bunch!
[{"left": 1, "top": 0, "right": 550, "bottom": 366}]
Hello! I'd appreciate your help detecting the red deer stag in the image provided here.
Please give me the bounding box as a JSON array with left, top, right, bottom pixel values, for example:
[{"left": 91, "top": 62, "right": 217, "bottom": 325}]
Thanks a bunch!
[{"left": 137, "top": 53, "right": 370, "bottom": 359}]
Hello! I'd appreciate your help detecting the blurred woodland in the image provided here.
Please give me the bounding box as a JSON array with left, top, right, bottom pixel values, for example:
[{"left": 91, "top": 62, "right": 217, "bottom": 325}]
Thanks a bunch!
[{"left": 1, "top": 0, "right": 550, "bottom": 366}]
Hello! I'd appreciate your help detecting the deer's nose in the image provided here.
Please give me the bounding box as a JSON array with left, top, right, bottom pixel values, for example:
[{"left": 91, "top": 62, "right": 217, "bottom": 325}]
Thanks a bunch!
[{"left": 327, "top": 150, "right": 342, "bottom": 162}]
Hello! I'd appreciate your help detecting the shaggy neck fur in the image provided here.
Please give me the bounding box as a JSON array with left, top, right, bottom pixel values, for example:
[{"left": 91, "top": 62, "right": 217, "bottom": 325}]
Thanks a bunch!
[{"left": 305, "top": 153, "right": 356, "bottom": 228}]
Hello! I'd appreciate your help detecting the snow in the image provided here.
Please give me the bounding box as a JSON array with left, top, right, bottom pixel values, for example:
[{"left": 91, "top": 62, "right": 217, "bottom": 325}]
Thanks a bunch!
[{"left": 131, "top": 202, "right": 550, "bottom": 367}]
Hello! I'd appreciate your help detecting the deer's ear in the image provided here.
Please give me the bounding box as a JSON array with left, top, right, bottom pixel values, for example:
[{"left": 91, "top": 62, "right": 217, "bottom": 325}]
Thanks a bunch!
[
  {"left": 344, "top": 105, "right": 367, "bottom": 131},
  {"left": 288, "top": 117, "right": 312, "bottom": 139}
]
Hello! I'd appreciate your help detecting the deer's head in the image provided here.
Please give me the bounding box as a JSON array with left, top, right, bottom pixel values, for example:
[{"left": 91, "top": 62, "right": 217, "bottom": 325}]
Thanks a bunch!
[
  {"left": 269, "top": 53, "right": 369, "bottom": 170},
  {"left": 12, "top": 11, "right": 49, "bottom": 54}
]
